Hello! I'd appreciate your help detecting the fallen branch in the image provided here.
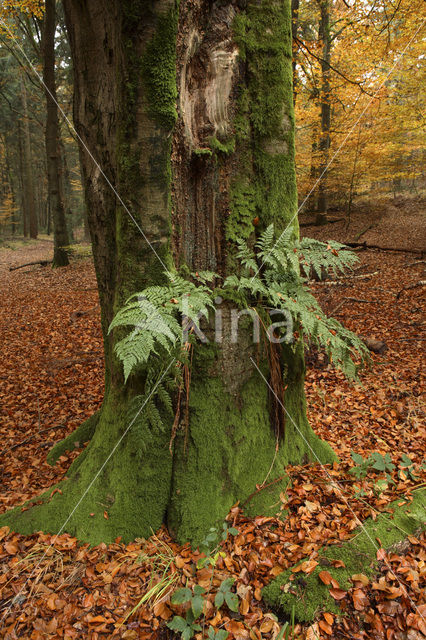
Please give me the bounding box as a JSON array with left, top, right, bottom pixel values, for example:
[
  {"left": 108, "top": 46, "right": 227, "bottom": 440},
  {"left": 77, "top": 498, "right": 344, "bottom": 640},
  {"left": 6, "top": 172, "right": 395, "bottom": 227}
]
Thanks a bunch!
[
  {"left": 310, "top": 271, "right": 380, "bottom": 285},
  {"left": 299, "top": 217, "right": 344, "bottom": 228},
  {"left": 396, "top": 280, "right": 426, "bottom": 300},
  {"left": 9, "top": 259, "right": 52, "bottom": 271},
  {"left": 404, "top": 259, "right": 426, "bottom": 268},
  {"left": 329, "top": 297, "right": 381, "bottom": 315},
  {"left": 345, "top": 242, "right": 423, "bottom": 255},
  {"left": 7, "top": 423, "right": 67, "bottom": 452},
  {"left": 353, "top": 223, "right": 374, "bottom": 242}
]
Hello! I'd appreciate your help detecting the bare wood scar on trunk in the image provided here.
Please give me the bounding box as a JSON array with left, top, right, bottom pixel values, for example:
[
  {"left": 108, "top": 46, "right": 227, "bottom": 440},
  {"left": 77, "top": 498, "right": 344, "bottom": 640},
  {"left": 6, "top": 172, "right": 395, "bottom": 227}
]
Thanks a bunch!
[{"left": 179, "top": 7, "right": 238, "bottom": 148}]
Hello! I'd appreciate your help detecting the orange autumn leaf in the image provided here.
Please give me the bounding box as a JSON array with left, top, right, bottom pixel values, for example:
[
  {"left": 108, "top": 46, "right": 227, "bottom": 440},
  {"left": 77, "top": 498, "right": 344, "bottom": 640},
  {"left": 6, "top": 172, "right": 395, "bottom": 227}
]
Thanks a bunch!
[
  {"left": 351, "top": 573, "right": 369, "bottom": 586},
  {"left": 319, "top": 570, "right": 333, "bottom": 585},
  {"left": 323, "top": 613, "right": 334, "bottom": 625},
  {"left": 329, "top": 588, "right": 347, "bottom": 601},
  {"left": 87, "top": 614, "right": 107, "bottom": 624},
  {"left": 331, "top": 559, "right": 345, "bottom": 568},
  {"left": 319, "top": 619, "right": 333, "bottom": 635},
  {"left": 225, "top": 620, "right": 250, "bottom": 639},
  {"left": 352, "top": 588, "right": 369, "bottom": 611}
]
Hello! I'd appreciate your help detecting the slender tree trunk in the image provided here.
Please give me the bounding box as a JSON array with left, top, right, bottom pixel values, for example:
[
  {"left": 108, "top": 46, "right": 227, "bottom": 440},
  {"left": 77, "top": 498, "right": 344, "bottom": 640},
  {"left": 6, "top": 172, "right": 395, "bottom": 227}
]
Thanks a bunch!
[
  {"left": 42, "top": 0, "right": 69, "bottom": 266},
  {"left": 315, "top": 0, "right": 331, "bottom": 226},
  {"left": 291, "top": 0, "right": 300, "bottom": 105},
  {"left": 20, "top": 78, "right": 38, "bottom": 239},
  {"left": 345, "top": 124, "right": 362, "bottom": 227},
  {"left": 47, "top": 197, "right": 51, "bottom": 235},
  {"left": 1, "top": 0, "right": 334, "bottom": 546},
  {"left": 17, "top": 117, "right": 28, "bottom": 236},
  {"left": 4, "top": 145, "right": 17, "bottom": 236},
  {"left": 307, "top": 122, "right": 319, "bottom": 213}
]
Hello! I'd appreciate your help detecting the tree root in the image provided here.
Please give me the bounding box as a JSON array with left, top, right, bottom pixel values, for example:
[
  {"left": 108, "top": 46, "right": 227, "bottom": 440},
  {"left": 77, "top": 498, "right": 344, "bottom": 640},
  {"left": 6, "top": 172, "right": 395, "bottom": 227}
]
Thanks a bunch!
[
  {"left": 263, "top": 488, "right": 426, "bottom": 622},
  {"left": 46, "top": 411, "right": 100, "bottom": 465}
]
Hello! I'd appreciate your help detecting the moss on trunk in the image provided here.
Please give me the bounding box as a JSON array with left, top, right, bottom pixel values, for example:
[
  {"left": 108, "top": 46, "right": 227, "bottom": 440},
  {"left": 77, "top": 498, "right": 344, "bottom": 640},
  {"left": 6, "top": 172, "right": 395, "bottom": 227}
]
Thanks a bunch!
[
  {"left": 46, "top": 411, "right": 100, "bottom": 466},
  {"left": 2, "top": 0, "right": 338, "bottom": 548},
  {"left": 0, "top": 390, "right": 173, "bottom": 544},
  {"left": 167, "top": 314, "right": 335, "bottom": 546}
]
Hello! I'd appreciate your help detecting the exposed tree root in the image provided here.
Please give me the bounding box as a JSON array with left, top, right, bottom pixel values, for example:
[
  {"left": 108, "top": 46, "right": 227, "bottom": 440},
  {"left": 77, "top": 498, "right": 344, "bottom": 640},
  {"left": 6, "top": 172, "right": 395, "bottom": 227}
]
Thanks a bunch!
[
  {"left": 46, "top": 411, "right": 100, "bottom": 465},
  {"left": 263, "top": 488, "right": 426, "bottom": 622}
]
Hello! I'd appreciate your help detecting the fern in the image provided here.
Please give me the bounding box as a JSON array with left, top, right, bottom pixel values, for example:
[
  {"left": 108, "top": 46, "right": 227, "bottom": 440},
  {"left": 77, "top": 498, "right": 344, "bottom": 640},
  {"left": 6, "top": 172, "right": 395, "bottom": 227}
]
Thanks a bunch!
[
  {"left": 126, "top": 367, "right": 176, "bottom": 456},
  {"left": 111, "top": 226, "right": 369, "bottom": 413},
  {"left": 228, "top": 224, "right": 369, "bottom": 379},
  {"left": 109, "top": 275, "right": 214, "bottom": 382}
]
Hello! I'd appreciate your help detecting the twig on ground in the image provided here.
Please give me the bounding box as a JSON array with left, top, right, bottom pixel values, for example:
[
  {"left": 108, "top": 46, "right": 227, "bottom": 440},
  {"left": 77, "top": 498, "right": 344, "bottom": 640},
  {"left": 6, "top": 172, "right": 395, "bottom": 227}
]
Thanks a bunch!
[
  {"left": 329, "top": 297, "right": 381, "bottom": 315},
  {"left": 9, "top": 260, "right": 53, "bottom": 271},
  {"left": 7, "top": 424, "right": 68, "bottom": 452},
  {"left": 396, "top": 280, "right": 426, "bottom": 299}
]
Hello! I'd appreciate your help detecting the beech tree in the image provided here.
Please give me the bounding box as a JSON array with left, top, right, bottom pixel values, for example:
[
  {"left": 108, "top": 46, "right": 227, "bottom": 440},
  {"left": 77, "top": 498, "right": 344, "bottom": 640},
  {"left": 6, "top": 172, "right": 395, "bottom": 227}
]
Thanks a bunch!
[
  {"left": 42, "top": 0, "right": 69, "bottom": 266},
  {"left": 2, "top": 0, "right": 367, "bottom": 546}
]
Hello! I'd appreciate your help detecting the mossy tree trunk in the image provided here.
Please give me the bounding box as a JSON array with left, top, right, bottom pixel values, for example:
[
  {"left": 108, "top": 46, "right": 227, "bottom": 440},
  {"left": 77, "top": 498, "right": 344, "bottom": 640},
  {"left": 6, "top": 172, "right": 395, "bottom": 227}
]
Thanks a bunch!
[{"left": 1, "top": 0, "right": 335, "bottom": 546}]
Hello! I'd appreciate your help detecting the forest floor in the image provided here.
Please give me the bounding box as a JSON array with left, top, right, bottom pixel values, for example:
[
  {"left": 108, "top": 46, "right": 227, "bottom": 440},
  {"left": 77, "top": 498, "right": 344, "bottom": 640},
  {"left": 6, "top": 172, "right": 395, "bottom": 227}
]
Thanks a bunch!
[{"left": 0, "top": 211, "right": 425, "bottom": 639}]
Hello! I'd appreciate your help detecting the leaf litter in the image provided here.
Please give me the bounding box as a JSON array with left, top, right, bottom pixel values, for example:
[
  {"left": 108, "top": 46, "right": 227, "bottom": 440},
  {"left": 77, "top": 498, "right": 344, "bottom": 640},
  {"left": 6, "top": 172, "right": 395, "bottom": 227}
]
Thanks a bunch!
[{"left": 0, "top": 240, "right": 424, "bottom": 639}]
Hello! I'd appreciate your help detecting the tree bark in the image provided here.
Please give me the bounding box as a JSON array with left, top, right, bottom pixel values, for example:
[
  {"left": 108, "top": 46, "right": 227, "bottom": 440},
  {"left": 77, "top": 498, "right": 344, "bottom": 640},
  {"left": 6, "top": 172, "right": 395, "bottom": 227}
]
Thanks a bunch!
[
  {"left": 291, "top": 0, "right": 300, "bottom": 105},
  {"left": 1, "top": 0, "right": 335, "bottom": 546},
  {"left": 20, "top": 78, "right": 38, "bottom": 239},
  {"left": 315, "top": 0, "right": 331, "bottom": 226},
  {"left": 42, "top": 0, "right": 70, "bottom": 266},
  {"left": 17, "top": 114, "right": 28, "bottom": 236}
]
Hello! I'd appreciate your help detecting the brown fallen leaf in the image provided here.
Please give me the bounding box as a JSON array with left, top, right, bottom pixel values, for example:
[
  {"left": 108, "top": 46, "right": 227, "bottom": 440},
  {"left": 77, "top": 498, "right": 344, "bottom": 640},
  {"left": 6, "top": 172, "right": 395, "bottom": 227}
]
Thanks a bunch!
[{"left": 319, "top": 570, "right": 333, "bottom": 585}]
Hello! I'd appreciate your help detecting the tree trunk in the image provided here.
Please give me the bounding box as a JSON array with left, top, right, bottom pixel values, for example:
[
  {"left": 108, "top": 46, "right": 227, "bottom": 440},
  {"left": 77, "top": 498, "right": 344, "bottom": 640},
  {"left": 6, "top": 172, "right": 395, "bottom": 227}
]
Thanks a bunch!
[
  {"left": 4, "top": 145, "right": 17, "bottom": 236},
  {"left": 17, "top": 119, "right": 28, "bottom": 236},
  {"left": 1, "top": 0, "right": 335, "bottom": 546},
  {"left": 42, "top": 0, "right": 70, "bottom": 266},
  {"left": 20, "top": 78, "right": 38, "bottom": 239},
  {"left": 315, "top": 0, "right": 331, "bottom": 226},
  {"left": 291, "top": 0, "right": 300, "bottom": 105}
]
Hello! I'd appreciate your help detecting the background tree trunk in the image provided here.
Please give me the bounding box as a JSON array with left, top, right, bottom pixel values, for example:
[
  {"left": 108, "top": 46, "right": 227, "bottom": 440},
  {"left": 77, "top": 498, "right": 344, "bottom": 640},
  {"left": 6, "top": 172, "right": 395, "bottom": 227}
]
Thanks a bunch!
[
  {"left": 20, "top": 77, "right": 38, "bottom": 239},
  {"left": 42, "top": 0, "right": 70, "bottom": 266},
  {"left": 1, "top": 0, "right": 335, "bottom": 547},
  {"left": 315, "top": 0, "right": 331, "bottom": 225}
]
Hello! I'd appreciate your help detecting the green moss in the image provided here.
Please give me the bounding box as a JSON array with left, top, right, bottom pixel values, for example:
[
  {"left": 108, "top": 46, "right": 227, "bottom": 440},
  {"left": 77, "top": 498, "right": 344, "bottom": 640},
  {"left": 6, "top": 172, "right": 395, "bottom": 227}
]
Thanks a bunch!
[
  {"left": 227, "top": 178, "right": 256, "bottom": 245},
  {"left": 0, "top": 390, "right": 173, "bottom": 545},
  {"left": 141, "top": 7, "right": 179, "bottom": 131},
  {"left": 281, "top": 342, "right": 336, "bottom": 465},
  {"left": 167, "top": 336, "right": 334, "bottom": 546},
  {"left": 46, "top": 411, "right": 100, "bottom": 466},
  {"left": 167, "top": 368, "right": 289, "bottom": 545},
  {"left": 208, "top": 136, "right": 236, "bottom": 155},
  {"left": 231, "top": 1, "right": 297, "bottom": 235},
  {"left": 263, "top": 489, "right": 426, "bottom": 622},
  {"left": 192, "top": 148, "right": 213, "bottom": 157}
]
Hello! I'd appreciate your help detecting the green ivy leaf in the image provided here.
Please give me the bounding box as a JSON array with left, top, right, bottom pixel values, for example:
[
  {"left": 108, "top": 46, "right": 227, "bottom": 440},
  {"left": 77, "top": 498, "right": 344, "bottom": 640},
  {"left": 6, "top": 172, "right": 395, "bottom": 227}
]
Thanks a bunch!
[
  {"left": 191, "top": 595, "right": 204, "bottom": 619},
  {"left": 215, "top": 591, "right": 224, "bottom": 608},
  {"left": 171, "top": 588, "right": 192, "bottom": 604},
  {"left": 167, "top": 616, "right": 188, "bottom": 632},
  {"left": 182, "top": 628, "right": 193, "bottom": 640},
  {"left": 193, "top": 585, "right": 206, "bottom": 596},
  {"left": 351, "top": 451, "right": 365, "bottom": 465},
  {"left": 225, "top": 590, "right": 239, "bottom": 612}
]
